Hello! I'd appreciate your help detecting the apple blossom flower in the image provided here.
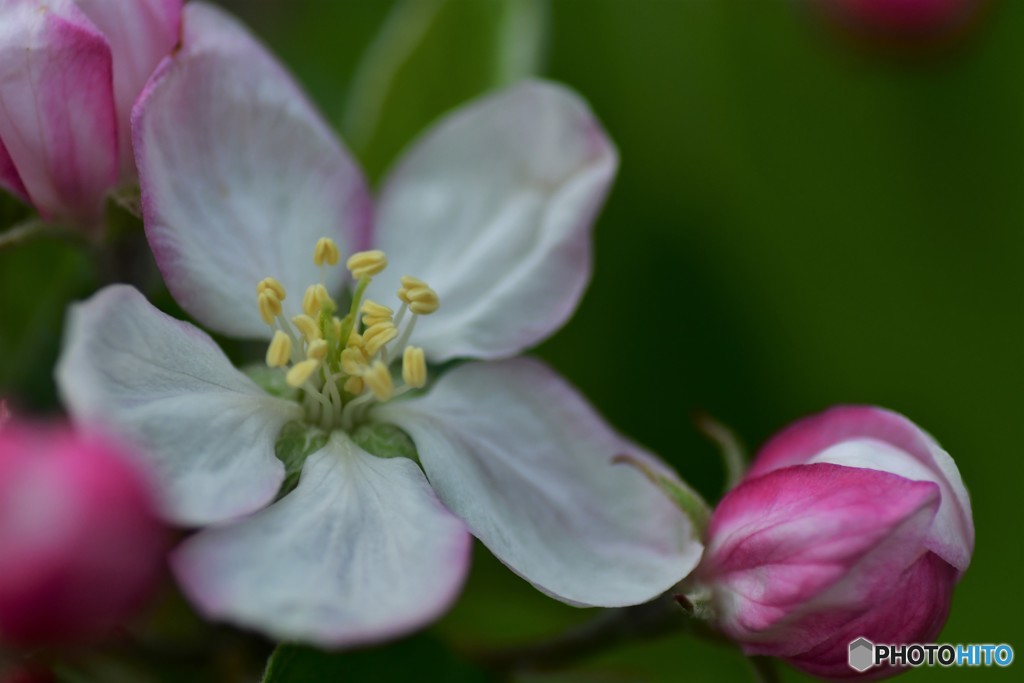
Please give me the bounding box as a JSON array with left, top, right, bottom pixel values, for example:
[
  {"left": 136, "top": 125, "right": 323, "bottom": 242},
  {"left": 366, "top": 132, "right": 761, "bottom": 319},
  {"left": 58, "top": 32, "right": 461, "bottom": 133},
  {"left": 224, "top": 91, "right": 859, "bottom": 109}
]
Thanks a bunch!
[
  {"left": 693, "top": 406, "right": 973, "bottom": 679},
  {"left": 0, "top": 421, "right": 167, "bottom": 646},
  {"left": 0, "top": 0, "right": 181, "bottom": 230},
  {"left": 56, "top": 3, "right": 703, "bottom": 647}
]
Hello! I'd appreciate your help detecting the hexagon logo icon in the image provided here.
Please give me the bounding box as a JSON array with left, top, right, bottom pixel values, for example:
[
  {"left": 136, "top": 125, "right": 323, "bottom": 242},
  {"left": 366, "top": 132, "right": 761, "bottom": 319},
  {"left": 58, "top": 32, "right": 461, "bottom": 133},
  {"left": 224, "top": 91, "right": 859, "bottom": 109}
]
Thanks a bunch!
[{"left": 849, "top": 637, "right": 875, "bottom": 673}]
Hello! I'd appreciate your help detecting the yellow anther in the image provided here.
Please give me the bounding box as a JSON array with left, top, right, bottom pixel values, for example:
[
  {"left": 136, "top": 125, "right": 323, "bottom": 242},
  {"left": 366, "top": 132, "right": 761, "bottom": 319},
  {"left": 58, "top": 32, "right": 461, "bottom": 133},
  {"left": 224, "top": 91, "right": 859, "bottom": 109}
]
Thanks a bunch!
[
  {"left": 257, "top": 277, "right": 286, "bottom": 301},
  {"left": 285, "top": 359, "right": 320, "bottom": 388},
  {"left": 363, "top": 320, "right": 395, "bottom": 342},
  {"left": 313, "top": 237, "right": 340, "bottom": 267},
  {"left": 291, "top": 314, "right": 322, "bottom": 342},
  {"left": 397, "top": 275, "right": 427, "bottom": 304},
  {"left": 302, "top": 285, "right": 318, "bottom": 316},
  {"left": 306, "top": 339, "right": 328, "bottom": 361},
  {"left": 265, "top": 331, "right": 292, "bottom": 368},
  {"left": 360, "top": 299, "right": 393, "bottom": 327},
  {"left": 402, "top": 346, "right": 427, "bottom": 389},
  {"left": 363, "top": 361, "right": 394, "bottom": 401},
  {"left": 341, "top": 347, "right": 368, "bottom": 375},
  {"left": 400, "top": 275, "right": 426, "bottom": 289},
  {"left": 365, "top": 331, "right": 398, "bottom": 357},
  {"left": 347, "top": 250, "right": 388, "bottom": 279},
  {"left": 332, "top": 316, "right": 344, "bottom": 339},
  {"left": 363, "top": 315, "right": 392, "bottom": 328},
  {"left": 363, "top": 321, "right": 398, "bottom": 356},
  {"left": 346, "top": 331, "right": 364, "bottom": 349},
  {"left": 258, "top": 290, "right": 282, "bottom": 325},
  {"left": 302, "top": 284, "right": 332, "bottom": 316},
  {"left": 405, "top": 286, "right": 440, "bottom": 315},
  {"left": 361, "top": 300, "right": 393, "bottom": 318},
  {"left": 316, "top": 285, "right": 334, "bottom": 309},
  {"left": 343, "top": 376, "right": 364, "bottom": 394}
]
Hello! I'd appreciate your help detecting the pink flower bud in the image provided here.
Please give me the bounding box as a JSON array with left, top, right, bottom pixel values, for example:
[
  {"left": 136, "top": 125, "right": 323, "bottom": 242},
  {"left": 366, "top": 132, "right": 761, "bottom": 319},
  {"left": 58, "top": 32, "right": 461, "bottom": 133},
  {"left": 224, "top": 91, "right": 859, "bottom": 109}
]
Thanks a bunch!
[
  {"left": 0, "top": 0, "right": 181, "bottom": 230},
  {"left": 696, "top": 406, "right": 973, "bottom": 679},
  {"left": 0, "top": 422, "right": 168, "bottom": 646}
]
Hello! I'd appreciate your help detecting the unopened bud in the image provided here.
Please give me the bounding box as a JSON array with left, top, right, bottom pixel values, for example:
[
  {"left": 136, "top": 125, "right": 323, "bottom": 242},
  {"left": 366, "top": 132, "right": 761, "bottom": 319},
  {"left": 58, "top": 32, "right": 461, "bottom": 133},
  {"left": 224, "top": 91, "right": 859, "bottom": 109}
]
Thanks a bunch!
[{"left": 0, "top": 423, "right": 166, "bottom": 646}]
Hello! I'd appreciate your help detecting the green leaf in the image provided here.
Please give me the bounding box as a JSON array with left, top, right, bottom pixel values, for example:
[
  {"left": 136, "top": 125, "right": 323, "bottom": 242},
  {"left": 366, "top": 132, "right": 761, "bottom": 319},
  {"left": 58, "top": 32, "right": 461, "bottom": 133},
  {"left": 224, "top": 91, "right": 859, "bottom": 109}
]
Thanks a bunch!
[
  {"left": 263, "top": 636, "right": 492, "bottom": 683},
  {"left": 612, "top": 455, "right": 711, "bottom": 540},
  {"left": 352, "top": 422, "right": 419, "bottom": 462},
  {"left": 274, "top": 421, "right": 329, "bottom": 497},
  {"left": 343, "top": 0, "right": 549, "bottom": 180},
  {"left": 0, "top": 231, "right": 96, "bottom": 408}
]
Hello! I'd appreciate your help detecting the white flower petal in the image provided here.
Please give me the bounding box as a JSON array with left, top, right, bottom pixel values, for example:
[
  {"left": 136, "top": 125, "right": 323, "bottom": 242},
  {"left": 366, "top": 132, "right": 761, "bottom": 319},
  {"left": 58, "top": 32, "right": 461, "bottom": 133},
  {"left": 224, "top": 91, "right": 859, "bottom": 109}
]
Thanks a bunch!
[
  {"left": 368, "top": 80, "right": 617, "bottom": 361},
  {"left": 133, "top": 2, "right": 372, "bottom": 339},
  {"left": 57, "top": 285, "right": 300, "bottom": 526},
  {"left": 173, "top": 433, "right": 471, "bottom": 647},
  {"left": 377, "top": 358, "right": 702, "bottom": 607}
]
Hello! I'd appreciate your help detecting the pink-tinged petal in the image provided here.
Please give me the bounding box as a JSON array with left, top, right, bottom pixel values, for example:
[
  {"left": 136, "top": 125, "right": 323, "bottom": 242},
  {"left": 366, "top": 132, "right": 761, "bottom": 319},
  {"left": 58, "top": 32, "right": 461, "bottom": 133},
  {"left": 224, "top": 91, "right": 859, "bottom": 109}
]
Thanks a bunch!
[
  {"left": 367, "top": 80, "right": 617, "bottom": 362},
  {"left": 173, "top": 432, "right": 470, "bottom": 647},
  {"left": 787, "top": 551, "right": 956, "bottom": 679},
  {"left": 749, "top": 405, "right": 973, "bottom": 573},
  {"left": 377, "top": 357, "right": 701, "bottom": 607},
  {"left": 701, "top": 463, "right": 940, "bottom": 656},
  {"left": 56, "top": 285, "right": 301, "bottom": 526},
  {"left": 0, "top": 135, "right": 27, "bottom": 202},
  {"left": 133, "top": 2, "right": 372, "bottom": 339},
  {"left": 0, "top": 0, "right": 117, "bottom": 228},
  {"left": 73, "top": 0, "right": 182, "bottom": 177}
]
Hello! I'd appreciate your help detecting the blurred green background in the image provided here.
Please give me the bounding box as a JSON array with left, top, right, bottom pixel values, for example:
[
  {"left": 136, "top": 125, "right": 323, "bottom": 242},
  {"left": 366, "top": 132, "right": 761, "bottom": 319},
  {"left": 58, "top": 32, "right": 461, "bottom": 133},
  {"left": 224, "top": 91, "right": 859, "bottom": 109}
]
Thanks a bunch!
[{"left": 1, "top": 0, "right": 1021, "bottom": 680}]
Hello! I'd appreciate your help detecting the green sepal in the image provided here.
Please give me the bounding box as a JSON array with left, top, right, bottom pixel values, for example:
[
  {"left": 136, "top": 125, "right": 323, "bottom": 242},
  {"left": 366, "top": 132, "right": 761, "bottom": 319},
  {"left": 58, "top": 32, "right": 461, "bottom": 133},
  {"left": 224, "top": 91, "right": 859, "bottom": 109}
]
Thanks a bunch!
[
  {"left": 274, "top": 421, "right": 329, "bottom": 498},
  {"left": 694, "top": 412, "right": 748, "bottom": 493},
  {"left": 243, "top": 364, "right": 301, "bottom": 401},
  {"left": 613, "top": 454, "right": 711, "bottom": 540},
  {"left": 352, "top": 422, "right": 419, "bottom": 463}
]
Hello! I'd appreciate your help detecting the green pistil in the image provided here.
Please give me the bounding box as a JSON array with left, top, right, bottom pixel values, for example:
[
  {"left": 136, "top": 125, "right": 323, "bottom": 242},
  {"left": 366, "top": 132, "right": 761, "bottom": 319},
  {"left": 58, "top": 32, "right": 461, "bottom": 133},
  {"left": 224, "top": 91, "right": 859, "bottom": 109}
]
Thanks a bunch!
[{"left": 338, "top": 275, "right": 371, "bottom": 350}]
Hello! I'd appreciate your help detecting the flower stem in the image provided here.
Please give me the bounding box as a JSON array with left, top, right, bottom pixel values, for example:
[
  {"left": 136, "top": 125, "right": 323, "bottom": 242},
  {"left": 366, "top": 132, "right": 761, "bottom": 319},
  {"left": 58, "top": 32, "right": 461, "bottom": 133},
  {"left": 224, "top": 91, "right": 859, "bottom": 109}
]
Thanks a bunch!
[
  {"left": 473, "top": 594, "right": 701, "bottom": 672},
  {"left": 0, "top": 217, "right": 54, "bottom": 250}
]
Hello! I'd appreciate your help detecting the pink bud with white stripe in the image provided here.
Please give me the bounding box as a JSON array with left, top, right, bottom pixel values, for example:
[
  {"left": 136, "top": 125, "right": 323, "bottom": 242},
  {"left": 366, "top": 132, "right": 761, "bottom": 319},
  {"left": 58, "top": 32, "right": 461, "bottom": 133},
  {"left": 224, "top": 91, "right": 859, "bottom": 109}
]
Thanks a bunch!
[{"left": 696, "top": 406, "right": 973, "bottom": 679}]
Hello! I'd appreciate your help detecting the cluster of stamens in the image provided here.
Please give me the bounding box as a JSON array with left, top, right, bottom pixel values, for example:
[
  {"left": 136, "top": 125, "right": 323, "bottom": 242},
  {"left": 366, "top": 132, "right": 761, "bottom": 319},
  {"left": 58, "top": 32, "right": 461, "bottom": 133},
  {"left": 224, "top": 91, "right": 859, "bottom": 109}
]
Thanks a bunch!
[{"left": 256, "top": 237, "right": 439, "bottom": 430}]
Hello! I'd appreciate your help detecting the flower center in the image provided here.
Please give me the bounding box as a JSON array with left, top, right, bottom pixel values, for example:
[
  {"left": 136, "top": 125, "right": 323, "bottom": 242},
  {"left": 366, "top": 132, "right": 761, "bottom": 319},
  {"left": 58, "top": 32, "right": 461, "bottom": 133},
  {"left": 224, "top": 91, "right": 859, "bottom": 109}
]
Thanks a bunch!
[{"left": 255, "top": 237, "right": 439, "bottom": 431}]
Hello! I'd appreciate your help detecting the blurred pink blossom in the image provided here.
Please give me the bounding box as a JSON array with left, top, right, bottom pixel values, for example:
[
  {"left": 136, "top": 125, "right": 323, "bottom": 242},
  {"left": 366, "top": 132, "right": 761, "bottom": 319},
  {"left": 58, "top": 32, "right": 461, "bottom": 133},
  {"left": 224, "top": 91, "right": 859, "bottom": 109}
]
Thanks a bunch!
[
  {"left": 820, "top": 0, "right": 984, "bottom": 39},
  {"left": 0, "top": 421, "right": 167, "bottom": 646}
]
